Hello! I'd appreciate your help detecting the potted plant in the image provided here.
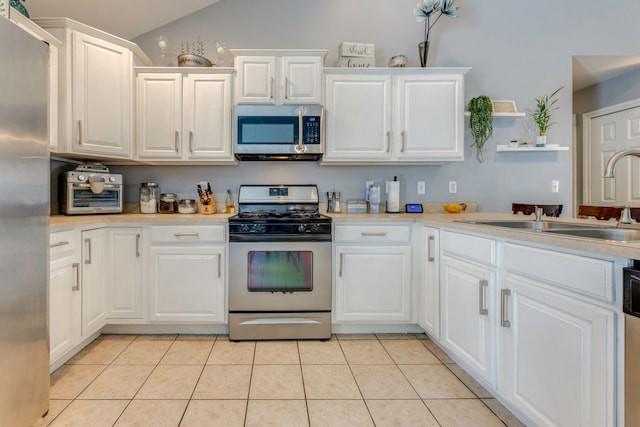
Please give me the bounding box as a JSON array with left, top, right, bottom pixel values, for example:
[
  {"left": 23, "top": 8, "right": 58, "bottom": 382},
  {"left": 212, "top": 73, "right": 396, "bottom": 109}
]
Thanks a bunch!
[
  {"left": 468, "top": 95, "right": 493, "bottom": 162},
  {"left": 531, "top": 87, "right": 562, "bottom": 146}
]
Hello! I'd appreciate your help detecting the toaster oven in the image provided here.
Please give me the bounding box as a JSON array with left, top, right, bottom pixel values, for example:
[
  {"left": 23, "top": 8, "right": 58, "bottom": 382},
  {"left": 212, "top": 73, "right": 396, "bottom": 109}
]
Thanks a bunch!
[{"left": 58, "top": 164, "right": 123, "bottom": 215}]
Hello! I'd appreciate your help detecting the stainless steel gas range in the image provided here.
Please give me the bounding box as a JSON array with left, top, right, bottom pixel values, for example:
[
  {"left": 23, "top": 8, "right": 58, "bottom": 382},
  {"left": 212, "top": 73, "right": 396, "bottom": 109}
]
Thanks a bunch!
[{"left": 228, "top": 184, "right": 332, "bottom": 340}]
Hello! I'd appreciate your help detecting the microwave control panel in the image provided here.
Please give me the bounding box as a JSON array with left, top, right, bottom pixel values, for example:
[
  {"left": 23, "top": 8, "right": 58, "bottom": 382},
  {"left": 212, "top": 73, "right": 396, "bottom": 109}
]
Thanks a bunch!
[{"left": 303, "top": 116, "right": 321, "bottom": 144}]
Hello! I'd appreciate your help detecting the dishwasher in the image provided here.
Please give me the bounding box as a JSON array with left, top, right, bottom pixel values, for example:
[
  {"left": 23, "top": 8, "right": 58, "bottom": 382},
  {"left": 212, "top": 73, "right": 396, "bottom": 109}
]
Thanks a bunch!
[{"left": 623, "top": 265, "right": 640, "bottom": 426}]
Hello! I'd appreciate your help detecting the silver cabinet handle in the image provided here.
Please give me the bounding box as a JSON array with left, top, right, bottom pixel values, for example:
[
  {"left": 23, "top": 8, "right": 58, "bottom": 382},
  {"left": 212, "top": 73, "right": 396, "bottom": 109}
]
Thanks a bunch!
[
  {"left": 135, "top": 234, "right": 140, "bottom": 258},
  {"left": 479, "top": 280, "right": 488, "bottom": 315},
  {"left": 78, "top": 120, "right": 82, "bottom": 145},
  {"left": 427, "top": 235, "right": 435, "bottom": 262},
  {"left": 217, "top": 254, "right": 221, "bottom": 278},
  {"left": 50, "top": 240, "right": 69, "bottom": 248},
  {"left": 72, "top": 262, "right": 80, "bottom": 291},
  {"left": 501, "top": 289, "right": 511, "bottom": 327},
  {"left": 284, "top": 76, "right": 289, "bottom": 99},
  {"left": 84, "top": 238, "right": 92, "bottom": 265},
  {"left": 361, "top": 232, "right": 387, "bottom": 237},
  {"left": 386, "top": 131, "right": 391, "bottom": 152},
  {"left": 401, "top": 130, "right": 406, "bottom": 152},
  {"left": 174, "top": 232, "right": 199, "bottom": 237},
  {"left": 339, "top": 253, "right": 344, "bottom": 277},
  {"left": 174, "top": 130, "right": 179, "bottom": 152},
  {"left": 189, "top": 131, "right": 194, "bottom": 154},
  {"left": 270, "top": 76, "right": 274, "bottom": 99}
]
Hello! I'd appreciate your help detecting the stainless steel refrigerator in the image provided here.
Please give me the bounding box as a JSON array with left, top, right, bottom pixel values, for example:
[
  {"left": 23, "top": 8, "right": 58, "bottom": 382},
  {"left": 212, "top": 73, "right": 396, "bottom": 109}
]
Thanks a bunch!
[{"left": 0, "top": 16, "right": 50, "bottom": 426}]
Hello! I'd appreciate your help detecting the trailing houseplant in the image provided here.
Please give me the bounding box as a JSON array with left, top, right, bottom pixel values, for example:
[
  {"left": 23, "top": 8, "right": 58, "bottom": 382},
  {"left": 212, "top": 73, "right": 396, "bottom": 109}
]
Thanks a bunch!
[
  {"left": 468, "top": 95, "right": 493, "bottom": 162},
  {"left": 414, "top": 0, "right": 459, "bottom": 67},
  {"left": 531, "top": 86, "right": 562, "bottom": 145}
]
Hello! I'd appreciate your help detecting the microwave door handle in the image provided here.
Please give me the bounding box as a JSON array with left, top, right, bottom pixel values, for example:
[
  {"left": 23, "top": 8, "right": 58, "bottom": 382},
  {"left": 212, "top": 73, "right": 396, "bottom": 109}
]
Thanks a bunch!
[{"left": 295, "top": 109, "right": 306, "bottom": 154}]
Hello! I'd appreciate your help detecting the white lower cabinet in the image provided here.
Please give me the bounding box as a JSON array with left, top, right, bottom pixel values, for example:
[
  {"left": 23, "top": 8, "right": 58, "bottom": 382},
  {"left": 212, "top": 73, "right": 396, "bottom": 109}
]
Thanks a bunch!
[
  {"left": 81, "top": 228, "right": 109, "bottom": 337},
  {"left": 440, "top": 254, "right": 497, "bottom": 387},
  {"left": 108, "top": 228, "right": 142, "bottom": 319},
  {"left": 418, "top": 227, "right": 440, "bottom": 338},
  {"left": 148, "top": 225, "right": 226, "bottom": 323},
  {"left": 500, "top": 242, "right": 619, "bottom": 427},
  {"left": 334, "top": 224, "right": 412, "bottom": 323},
  {"left": 49, "top": 229, "right": 81, "bottom": 367}
]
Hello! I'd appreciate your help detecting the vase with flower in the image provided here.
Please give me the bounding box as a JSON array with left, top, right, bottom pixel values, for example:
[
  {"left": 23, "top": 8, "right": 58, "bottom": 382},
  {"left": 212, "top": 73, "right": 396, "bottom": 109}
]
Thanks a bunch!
[{"left": 414, "top": 0, "right": 459, "bottom": 67}]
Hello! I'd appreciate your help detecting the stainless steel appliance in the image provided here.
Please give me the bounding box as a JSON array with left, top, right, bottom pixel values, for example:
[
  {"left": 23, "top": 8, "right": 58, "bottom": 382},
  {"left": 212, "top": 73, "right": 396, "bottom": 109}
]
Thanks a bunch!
[
  {"left": 59, "top": 163, "right": 123, "bottom": 215},
  {"left": 234, "top": 105, "right": 323, "bottom": 161},
  {"left": 228, "top": 185, "right": 332, "bottom": 340},
  {"left": 0, "top": 17, "right": 49, "bottom": 426},
  {"left": 623, "top": 265, "right": 640, "bottom": 426}
]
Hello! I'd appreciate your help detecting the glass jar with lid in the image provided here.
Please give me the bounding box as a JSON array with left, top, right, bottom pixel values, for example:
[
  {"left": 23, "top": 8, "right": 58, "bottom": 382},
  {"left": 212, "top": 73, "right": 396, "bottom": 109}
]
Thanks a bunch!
[
  {"left": 159, "top": 193, "right": 179, "bottom": 214},
  {"left": 139, "top": 182, "right": 159, "bottom": 214}
]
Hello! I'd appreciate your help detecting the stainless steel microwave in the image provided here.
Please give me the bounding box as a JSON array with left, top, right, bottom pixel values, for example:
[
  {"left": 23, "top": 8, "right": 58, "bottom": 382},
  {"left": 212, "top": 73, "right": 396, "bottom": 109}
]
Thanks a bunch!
[{"left": 234, "top": 105, "right": 323, "bottom": 161}]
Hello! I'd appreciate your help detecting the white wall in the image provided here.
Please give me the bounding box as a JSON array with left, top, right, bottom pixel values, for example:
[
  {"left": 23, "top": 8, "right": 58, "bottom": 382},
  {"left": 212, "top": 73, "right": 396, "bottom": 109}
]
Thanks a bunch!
[{"left": 109, "top": 0, "right": 640, "bottom": 215}]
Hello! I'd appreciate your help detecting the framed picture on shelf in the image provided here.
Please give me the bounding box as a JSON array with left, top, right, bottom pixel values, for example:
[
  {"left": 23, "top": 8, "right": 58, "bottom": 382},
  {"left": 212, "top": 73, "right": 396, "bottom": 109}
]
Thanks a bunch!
[{"left": 492, "top": 100, "right": 518, "bottom": 113}]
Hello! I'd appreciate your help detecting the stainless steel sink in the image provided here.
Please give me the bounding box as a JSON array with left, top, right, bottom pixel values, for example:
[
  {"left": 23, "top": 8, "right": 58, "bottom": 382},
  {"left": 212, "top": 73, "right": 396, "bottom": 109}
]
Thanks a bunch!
[
  {"left": 459, "top": 219, "right": 640, "bottom": 241},
  {"left": 459, "top": 220, "right": 608, "bottom": 231},
  {"left": 543, "top": 228, "right": 640, "bottom": 242}
]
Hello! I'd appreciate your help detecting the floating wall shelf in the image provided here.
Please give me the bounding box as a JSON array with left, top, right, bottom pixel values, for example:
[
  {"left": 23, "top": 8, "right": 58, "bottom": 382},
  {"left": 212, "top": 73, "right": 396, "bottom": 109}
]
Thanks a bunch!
[
  {"left": 496, "top": 144, "right": 569, "bottom": 152},
  {"left": 464, "top": 112, "right": 526, "bottom": 118}
]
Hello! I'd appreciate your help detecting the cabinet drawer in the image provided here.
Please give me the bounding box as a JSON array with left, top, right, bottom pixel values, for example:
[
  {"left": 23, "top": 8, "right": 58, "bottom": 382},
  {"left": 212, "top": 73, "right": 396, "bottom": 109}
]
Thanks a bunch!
[
  {"left": 441, "top": 230, "right": 496, "bottom": 266},
  {"left": 50, "top": 229, "right": 80, "bottom": 260},
  {"left": 150, "top": 225, "right": 225, "bottom": 244},
  {"left": 334, "top": 225, "right": 411, "bottom": 243},
  {"left": 504, "top": 243, "right": 614, "bottom": 303}
]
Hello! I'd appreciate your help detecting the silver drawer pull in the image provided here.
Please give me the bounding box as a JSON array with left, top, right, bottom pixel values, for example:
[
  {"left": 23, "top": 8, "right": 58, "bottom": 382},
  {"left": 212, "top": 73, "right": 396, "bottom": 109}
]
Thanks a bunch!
[
  {"left": 136, "top": 234, "right": 141, "bottom": 258},
  {"left": 84, "top": 238, "right": 92, "bottom": 265},
  {"left": 361, "top": 232, "right": 387, "bottom": 237},
  {"left": 427, "top": 235, "right": 435, "bottom": 262},
  {"left": 501, "top": 289, "right": 511, "bottom": 327},
  {"left": 479, "top": 280, "right": 488, "bottom": 316},
  {"left": 339, "top": 253, "right": 344, "bottom": 277},
  {"left": 174, "top": 232, "right": 200, "bottom": 237},
  {"left": 50, "top": 241, "right": 69, "bottom": 248},
  {"left": 217, "top": 254, "right": 221, "bottom": 278},
  {"left": 72, "top": 262, "right": 80, "bottom": 291}
]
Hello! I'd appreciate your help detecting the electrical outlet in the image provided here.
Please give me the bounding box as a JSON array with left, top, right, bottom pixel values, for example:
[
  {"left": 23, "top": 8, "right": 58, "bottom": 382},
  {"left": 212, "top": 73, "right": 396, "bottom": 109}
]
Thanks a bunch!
[
  {"left": 449, "top": 181, "right": 457, "bottom": 194},
  {"left": 551, "top": 180, "right": 559, "bottom": 193},
  {"left": 417, "top": 181, "right": 426, "bottom": 195}
]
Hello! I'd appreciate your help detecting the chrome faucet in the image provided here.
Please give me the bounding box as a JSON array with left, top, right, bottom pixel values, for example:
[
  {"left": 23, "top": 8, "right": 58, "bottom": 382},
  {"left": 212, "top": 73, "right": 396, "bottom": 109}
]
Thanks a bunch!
[
  {"left": 620, "top": 206, "right": 633, "bottom": 225},
  {"left": 603, "top": 148, "right": 640, "bottom": 177},
  {"left": 534, "top": 206, "right": 543, "bottom": 221}
]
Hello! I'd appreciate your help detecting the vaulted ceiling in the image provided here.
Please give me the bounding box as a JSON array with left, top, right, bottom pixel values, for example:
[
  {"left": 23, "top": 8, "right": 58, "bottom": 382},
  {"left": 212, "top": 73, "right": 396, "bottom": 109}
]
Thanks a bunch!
[{"left": 23, "top": 0, "right": 220, "bottom": 40}]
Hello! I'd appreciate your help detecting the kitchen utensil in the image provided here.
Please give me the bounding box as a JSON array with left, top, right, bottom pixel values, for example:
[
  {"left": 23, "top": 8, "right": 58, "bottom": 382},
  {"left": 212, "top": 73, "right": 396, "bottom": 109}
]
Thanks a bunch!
[
  {"left": 326, "top": 192, "right": 334, "bottom": 213},
  {"left": 332, "top": 192, "right": 342, "bottom": 213}
]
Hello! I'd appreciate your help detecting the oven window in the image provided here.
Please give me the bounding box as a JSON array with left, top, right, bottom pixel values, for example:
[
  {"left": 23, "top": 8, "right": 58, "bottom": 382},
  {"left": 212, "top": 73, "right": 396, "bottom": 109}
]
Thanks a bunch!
[
  {"left": 247, "top": 251, "right": 313, "bottom": 292},
  {"left": 73, "top": 188, "right": 120, "bottom": 207}
]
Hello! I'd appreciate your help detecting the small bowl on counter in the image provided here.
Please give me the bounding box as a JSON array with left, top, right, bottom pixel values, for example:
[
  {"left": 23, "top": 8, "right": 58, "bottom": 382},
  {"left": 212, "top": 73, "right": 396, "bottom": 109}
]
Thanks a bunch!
[
  {"left": 178, "top": 199, "right": 197, "bottom": 214},
  {"left": 443, "top": 203, "right": 467, "bottom": 213}
]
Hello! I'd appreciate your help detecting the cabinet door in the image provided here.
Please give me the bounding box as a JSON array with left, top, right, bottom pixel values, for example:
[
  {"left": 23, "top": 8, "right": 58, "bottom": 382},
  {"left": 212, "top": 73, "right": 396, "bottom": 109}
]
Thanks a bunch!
[
  {"left": 501, "top": 275, "right": 615, "bottom": 427},
  {"left": 334, "top": 245, "right": 411, "bottom": 322},
  {"left": 281, "top": 56, "right": 322, "bottom": 104},
  {"left": 395, "top": 74, "right": 464, "bottom": 161},
  {"left": 440, "top": 255, "right": 496, "bottom": 386},
  {"left": 419, "top": 227, "right": 440, "bottom": 338},
  {"left": 81, "top": 228, "right": 109, "bottom": 336},
  {"left": 235, "top": 56, "right": 276, "bottom": 104},
  {"left": 72, "top": 31, "right": 133, "bottom": 158},
  {"left": 49, "top": 239, "right": 81, "bottom": 364},
  {"left": 324, "top": 73, "right": 392, "bottom": 161},
  {"left": 183, "top": 73, "right": 233, "bottom": 160},
  {"left": 108, "top": 228, "right": 142, "bottom": 319},
  {"left": 149, "top": 245, "right": 225, "bottom": 322},
  {"left": 136, "top": 73, "right": 182, "bottom": 159}
]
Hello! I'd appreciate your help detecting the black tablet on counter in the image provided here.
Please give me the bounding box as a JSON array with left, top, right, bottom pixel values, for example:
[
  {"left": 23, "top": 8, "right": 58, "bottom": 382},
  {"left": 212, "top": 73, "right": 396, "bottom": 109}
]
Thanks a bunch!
[{"left": 405, "top": 203, "right": 423, "bottom": 213}]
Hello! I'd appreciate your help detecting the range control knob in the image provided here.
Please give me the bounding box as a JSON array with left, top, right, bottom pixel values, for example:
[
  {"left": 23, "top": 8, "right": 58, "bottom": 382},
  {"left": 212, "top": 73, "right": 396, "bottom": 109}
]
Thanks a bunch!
[
  {"left": 309, "top": 223, "right": 320, "bottom": 233},
  {"left": 77, "top": 174, "right": 86, "bottom": 182},
  {"left": 239, "top": 224, "right": 250, "bottom": 233},
  {"left": 108, "top": 176, "right": 116, "bottom": 182},
  {"left": 298, "top": 224, "right": 306, "bottom": 233},
  {"left": 252, "top": 224, "right": 266, "bottom": 233}
]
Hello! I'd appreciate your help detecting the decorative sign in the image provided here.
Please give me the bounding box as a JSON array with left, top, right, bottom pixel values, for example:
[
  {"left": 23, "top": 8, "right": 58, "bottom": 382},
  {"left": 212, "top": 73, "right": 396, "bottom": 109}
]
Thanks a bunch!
[
  {"left": 0, "top": 0, "right": 8, "bottom": 18},
  {"left": 492, "top": 100, "right": 518, "bottom": 113}
]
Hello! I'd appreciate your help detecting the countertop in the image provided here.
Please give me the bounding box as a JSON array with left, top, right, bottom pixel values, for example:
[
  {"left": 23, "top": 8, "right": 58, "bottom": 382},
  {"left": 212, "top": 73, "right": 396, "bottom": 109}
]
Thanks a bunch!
[{"left": 50, "top": 212, "right": 640, "bottom": 260}]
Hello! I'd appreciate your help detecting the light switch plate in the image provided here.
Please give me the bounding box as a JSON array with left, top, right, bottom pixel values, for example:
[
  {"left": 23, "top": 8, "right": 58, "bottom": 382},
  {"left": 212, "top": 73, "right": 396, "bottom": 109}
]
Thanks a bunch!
[
  {"left": 449, "top": 181, "right": 457, "bottom": 194},
  {"left": 417, "top": 181, "right": 425, "bottom": 195}
]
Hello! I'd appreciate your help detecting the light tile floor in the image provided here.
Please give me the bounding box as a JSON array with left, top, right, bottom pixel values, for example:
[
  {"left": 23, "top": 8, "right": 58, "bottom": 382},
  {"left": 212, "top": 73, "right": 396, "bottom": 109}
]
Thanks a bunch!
[{"left": 34, "top": 333, "right": 525, "bottom": 427}]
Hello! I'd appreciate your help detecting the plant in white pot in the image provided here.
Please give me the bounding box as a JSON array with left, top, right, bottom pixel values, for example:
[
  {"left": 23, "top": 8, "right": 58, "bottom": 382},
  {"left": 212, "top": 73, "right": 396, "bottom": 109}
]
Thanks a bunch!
[{"left": 531, "top": 87, "right": 562, "bottom": 146}]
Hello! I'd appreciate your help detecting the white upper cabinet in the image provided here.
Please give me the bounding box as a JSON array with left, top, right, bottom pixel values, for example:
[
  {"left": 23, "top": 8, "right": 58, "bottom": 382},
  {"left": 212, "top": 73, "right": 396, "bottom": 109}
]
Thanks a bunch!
[
  {"left": 323, "top": 68, "right": 469, "bottom": 164},
  {"left": 136, "top": 68, "right": 234, "bottom": 163},
  {"left": 231, "top": 50, "right": 326, "bottom": 105},
  {"left": 34, "top": 18, "right": 152, "bottom": 161}
]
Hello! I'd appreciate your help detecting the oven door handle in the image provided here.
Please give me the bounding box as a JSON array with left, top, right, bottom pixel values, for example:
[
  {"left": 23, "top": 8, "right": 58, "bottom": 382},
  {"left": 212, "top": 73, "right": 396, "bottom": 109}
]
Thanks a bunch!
[{"left": 71, "top": 183, "right": 121, "bottom": 190}]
